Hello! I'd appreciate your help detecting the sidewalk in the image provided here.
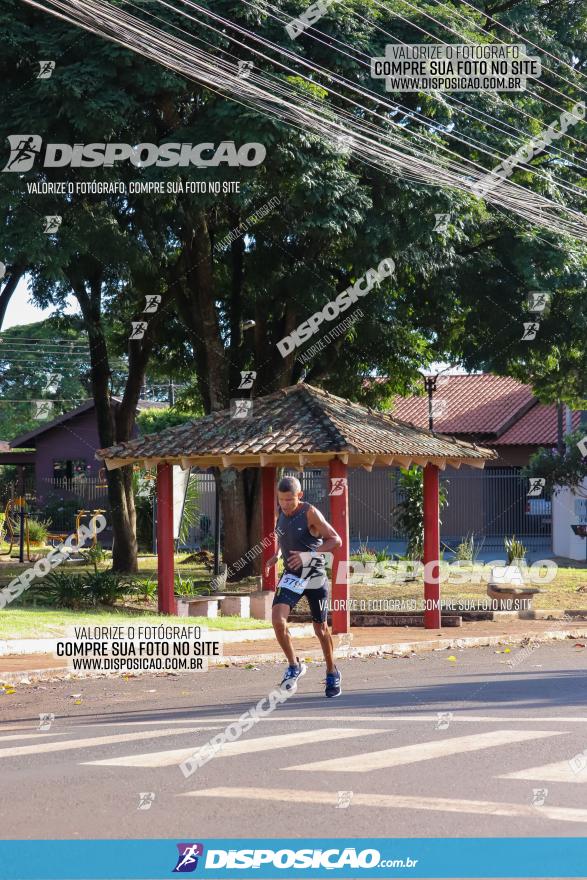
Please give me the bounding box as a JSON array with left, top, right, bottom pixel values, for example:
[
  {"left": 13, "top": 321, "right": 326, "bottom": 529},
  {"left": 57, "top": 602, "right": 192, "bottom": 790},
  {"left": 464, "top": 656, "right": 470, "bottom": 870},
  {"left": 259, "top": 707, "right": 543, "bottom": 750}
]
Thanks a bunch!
[{"left": 1, "top": 618, "right": 586, "bottom": 684}]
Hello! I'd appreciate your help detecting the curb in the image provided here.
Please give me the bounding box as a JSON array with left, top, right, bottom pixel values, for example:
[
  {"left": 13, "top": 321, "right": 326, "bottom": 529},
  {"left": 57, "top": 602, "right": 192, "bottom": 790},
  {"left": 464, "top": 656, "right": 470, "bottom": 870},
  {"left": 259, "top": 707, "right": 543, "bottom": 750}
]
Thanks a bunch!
[
  {"left": 1, "top": 627, "right": 585, "bottom": 685},
  {"left": 0, "top": 625, "right": 308, "bottom": 658}
]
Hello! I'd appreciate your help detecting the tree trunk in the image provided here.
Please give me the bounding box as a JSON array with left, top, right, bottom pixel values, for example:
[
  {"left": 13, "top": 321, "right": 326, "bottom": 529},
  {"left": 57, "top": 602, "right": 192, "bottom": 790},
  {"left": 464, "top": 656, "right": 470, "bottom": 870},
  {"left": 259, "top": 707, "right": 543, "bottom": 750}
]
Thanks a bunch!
[
  {"left": 217, "top": 467, "right": 262, "bottom": 579},
  {"left": 66, "top": 268, "right": 151, "bottom": 574}
]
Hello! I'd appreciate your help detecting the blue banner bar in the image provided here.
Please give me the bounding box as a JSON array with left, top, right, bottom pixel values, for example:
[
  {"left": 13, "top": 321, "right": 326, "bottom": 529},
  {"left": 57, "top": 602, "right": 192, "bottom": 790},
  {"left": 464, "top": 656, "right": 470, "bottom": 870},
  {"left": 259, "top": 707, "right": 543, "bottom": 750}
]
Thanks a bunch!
[{"left": 0, "top": 838, "right": 586, "bottom": 879}]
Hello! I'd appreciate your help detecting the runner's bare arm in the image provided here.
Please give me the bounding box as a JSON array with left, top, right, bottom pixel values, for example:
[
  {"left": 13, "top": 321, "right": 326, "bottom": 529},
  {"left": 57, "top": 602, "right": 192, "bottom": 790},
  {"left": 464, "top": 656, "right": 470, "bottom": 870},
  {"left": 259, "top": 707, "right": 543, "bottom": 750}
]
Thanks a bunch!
[{"left": 307, "top": 505, "right": 342, "bottom": 553}]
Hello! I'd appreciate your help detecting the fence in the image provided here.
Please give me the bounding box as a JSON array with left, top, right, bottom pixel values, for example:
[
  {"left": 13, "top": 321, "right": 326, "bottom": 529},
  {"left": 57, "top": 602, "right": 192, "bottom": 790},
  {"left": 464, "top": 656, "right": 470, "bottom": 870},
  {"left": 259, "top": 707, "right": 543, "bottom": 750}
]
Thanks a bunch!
[
  {"left": 285, "top": 465, "right": 552, "bottom": 551},
  {"left": 0, "top": 466, "right": 552, "bottom": 552}
]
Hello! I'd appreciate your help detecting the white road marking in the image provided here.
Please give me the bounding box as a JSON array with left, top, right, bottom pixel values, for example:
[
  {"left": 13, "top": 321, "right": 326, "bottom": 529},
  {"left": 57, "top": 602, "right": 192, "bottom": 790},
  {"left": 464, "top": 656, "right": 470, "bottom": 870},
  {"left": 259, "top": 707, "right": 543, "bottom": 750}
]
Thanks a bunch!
[
  {"left": 0, "top": 733, "right": 68, "bottom": 742},
  {"left": 186, "top": 786, "right": 587, "bottom": 823},
  {"left": 2, "top": 714, "right": 587, "bottom": 734},
  {"left": 501, "top": 761, "right": 587, "bottom": 783},
  {"left": 0, "top": 727, "right": 210, "bottom": 759},
  {"left": 284, "top": 729, "right": 564, "bottom": 772},
  {"left": 82, "top": 728, "right": 386, "bottom": 768}
]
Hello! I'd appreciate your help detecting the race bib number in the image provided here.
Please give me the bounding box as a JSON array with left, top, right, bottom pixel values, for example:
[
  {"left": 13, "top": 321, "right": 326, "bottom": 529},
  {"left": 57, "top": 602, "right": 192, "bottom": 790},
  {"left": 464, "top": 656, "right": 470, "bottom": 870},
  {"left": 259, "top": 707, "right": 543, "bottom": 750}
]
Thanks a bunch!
[{"left": 278, "top": 572, "right": 307, "bottom": 595}]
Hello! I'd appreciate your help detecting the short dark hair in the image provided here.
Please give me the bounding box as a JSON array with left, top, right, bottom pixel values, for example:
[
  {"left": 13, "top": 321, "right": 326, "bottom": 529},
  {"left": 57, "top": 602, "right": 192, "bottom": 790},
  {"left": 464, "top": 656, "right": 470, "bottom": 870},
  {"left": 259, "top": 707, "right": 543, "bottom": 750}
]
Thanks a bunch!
[{"left": 278, "top": 476, "right": 302, "bottom": 494}]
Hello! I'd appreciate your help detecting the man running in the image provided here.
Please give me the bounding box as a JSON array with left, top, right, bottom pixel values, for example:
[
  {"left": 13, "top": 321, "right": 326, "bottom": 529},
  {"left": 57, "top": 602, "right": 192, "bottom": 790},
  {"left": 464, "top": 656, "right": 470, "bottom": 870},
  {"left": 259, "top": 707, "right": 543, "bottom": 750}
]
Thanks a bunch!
[{"left": 264, "top": 475, "right": 343, "bottom": 697}]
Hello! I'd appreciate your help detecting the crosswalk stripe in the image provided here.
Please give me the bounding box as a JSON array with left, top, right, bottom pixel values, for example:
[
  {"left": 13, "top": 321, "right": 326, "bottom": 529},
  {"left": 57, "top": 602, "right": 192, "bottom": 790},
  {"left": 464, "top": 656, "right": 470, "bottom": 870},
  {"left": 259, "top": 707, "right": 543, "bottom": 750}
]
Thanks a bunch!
[
  {"left": 82, "top": 728, "right": 386, "bottom": 768},
  {"left": 500, "top": 760, "right": 587, "bottom": 783},
  {"left": 0, "top": 727, "right": 210, "bottom": 759},
  {"left": 0, "top": 733, "right": 68, "bottom": 742},
  {"left": 2, "top": 714, "right": 587, "bottom": 734},
  {"left": 284, "top": 729, "right": 564, "bottom": 772},
  {"left": 186, "top": 786, "right": 587, "bottom": 823}
]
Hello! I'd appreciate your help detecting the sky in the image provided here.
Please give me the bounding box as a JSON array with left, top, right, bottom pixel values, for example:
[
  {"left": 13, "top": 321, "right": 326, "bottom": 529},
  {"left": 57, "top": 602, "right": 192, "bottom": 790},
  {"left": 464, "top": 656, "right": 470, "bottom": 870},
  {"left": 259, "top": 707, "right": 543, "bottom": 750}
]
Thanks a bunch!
[{"left": 3, "top": 276, "right": 78, "bottom": 329}]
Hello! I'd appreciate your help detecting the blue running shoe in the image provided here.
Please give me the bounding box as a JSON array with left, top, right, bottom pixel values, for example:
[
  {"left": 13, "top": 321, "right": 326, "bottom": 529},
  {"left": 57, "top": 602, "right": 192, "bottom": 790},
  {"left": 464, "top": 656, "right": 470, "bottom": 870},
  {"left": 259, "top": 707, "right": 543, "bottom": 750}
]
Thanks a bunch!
[
  {"left": 280, "top": 657, "right": 307, "bottom": 691},
  {"left": 324, "top": 667, "right": 342, "bottom": 698}
]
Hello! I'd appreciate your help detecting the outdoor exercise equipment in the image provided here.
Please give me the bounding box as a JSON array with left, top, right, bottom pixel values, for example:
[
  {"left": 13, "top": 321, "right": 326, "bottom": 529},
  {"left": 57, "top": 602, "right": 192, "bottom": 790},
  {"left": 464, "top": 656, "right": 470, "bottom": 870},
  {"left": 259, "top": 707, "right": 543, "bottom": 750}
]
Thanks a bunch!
[
  {"left": 0, "top": 498, "right": 30, "bottom": 561},
  {"left": 75, "top": 509, "right": 107, "bottom": 547}
]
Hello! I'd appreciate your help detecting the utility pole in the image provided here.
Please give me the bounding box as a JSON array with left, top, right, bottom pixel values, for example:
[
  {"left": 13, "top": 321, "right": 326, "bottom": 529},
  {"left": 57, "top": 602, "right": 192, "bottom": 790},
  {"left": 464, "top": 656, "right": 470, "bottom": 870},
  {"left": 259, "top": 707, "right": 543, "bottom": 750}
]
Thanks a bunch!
[
  {"left": 18, "top": 465, "right": 25, "bottom": 563},
  {"left": 423, "top": 375, "right": 438, "bottom": 431}
]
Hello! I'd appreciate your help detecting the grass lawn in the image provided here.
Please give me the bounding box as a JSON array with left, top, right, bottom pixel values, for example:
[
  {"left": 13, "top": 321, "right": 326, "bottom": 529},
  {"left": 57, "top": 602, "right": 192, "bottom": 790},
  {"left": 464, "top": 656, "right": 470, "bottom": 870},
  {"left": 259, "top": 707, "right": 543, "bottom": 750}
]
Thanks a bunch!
[
  {"left": 1, "top": 550, "right": 586, "bottom": 640},
  {"left": 0, "top": 609, "right": 272, "bottom": 640}
]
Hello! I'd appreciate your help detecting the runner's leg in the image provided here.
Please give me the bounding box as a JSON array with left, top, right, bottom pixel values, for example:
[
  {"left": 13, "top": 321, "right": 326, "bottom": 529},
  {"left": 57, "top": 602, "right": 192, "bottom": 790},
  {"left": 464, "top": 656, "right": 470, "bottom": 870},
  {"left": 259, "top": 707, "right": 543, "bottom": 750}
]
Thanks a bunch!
[
  {"left": 272, "top": 602, "right": 297, "bottom": 666},
  {"left": 306, "top": 587, "right": 336, "bottom": 674},
  {"left": 313, "top": 620, "right": 336, "bottom": 674}
]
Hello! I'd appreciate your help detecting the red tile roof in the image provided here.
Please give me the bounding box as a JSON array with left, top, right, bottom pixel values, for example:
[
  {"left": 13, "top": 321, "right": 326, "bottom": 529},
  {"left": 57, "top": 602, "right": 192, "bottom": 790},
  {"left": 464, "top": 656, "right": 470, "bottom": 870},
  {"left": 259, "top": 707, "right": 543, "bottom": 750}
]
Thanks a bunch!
[
  {"left": 97, "top": 383, "right": 496, "bottom": 466},
  {"left": 495, "top": 405, "right": 582, "bottom": 446},
  {"left": 391, "top": 374, "right": 535, "bottom": 436}
]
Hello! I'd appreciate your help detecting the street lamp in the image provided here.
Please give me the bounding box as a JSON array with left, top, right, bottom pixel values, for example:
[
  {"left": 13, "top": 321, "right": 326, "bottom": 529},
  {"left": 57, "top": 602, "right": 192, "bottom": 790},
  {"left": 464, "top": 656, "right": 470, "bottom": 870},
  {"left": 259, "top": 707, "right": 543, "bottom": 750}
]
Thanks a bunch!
[{"left": 422, "top": 365, "right": 453, "bottom": 431}]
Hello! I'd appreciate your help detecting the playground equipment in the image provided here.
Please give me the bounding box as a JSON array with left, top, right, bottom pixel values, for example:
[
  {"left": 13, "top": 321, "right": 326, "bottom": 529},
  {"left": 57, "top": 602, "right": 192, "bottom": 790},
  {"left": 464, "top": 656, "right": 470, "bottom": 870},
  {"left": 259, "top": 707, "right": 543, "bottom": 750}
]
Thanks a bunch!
[
  {"left": 0, "top": 498, "right": 31, "bottom": 561},
  {"left": 75, "top": 509, "right": 107, "bottom": 547}
]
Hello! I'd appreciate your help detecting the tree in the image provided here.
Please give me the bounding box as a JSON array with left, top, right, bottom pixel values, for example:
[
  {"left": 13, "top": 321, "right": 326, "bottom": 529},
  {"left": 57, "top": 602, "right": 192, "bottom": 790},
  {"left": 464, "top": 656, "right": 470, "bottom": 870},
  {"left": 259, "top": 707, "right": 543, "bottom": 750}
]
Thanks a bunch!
[{"left": 2, "top": 0, "right": 586, "bottom": 575}]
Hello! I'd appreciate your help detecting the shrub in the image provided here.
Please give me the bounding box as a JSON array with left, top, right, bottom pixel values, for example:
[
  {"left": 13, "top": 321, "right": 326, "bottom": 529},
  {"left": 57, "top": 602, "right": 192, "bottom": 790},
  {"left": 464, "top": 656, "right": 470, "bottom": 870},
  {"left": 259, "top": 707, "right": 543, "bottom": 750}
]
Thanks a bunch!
[
  {"left": 34, "top": 572, "right": 89, "bottom": 609},
  {"left": 504, "top": 535, "right": 527, "bottom": 564},
  {"left": 84, "top": 570, "right": 133, "bottom": 606},
  {"left": 27, "top": 518, "right": 51, "bottom": 544}
]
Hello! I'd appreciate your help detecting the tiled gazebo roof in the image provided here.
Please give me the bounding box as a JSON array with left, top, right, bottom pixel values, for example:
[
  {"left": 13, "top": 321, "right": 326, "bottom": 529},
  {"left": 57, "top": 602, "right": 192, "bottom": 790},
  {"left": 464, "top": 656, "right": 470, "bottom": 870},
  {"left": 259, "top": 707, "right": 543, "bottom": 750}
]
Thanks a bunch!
[{"left": 96, "top": 383, "right": 497, "bottom": 471}]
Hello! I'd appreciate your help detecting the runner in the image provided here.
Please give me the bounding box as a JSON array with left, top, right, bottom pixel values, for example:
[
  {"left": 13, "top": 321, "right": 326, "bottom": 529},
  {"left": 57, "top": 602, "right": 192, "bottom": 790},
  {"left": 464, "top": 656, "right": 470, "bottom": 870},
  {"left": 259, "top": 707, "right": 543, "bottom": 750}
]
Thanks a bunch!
[{"left": 264, "top": 475, "right": 343, "bottom": 697}]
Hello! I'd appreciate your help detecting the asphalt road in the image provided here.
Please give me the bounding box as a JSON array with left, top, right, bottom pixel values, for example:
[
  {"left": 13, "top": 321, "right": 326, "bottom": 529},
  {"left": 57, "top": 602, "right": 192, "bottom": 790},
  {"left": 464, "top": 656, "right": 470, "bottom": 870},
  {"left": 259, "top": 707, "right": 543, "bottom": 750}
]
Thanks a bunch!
[{"left": 0, "top": 641, "right": 586, "bottom": 845}]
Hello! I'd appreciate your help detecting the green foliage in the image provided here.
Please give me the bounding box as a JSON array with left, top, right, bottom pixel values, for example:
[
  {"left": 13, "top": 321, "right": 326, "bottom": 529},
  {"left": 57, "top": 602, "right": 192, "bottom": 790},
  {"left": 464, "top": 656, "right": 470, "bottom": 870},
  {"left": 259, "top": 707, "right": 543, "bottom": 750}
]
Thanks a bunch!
[
  {"left": 26, "top": 518, "right": 50, "bottom": 544},
  {"left": 351, "top": 540, "right": 376, "bottom": 564},
  {"left": 34, "top": 572, "right": 89, "bottom": 609},
  {"left": 504, "top": 535, "right": 527, "bottom": 565},
  {"left": 179, "top": 474, "right": 201, "bottom": 547},
  {"left": 134, "top": 577, "right": 157, "bottom": 603},
  {"left": 80, "top": 542, "right": 107, "bottom": 572},
  {"left": 524, "top": 430, "right": 587, "bottom": 491},
  {"left": 454, "top": 533, "right": 481, "bottom": 563},
  {"left": 136, "top": 409, "right": 200, "bottom": 435},
  {"left": 84, "top": 570, "right": 133, "bottom": 606},
  {"left": 393, "top": 467, "right": 448, "bottom": 560},
  {"left": 29, "top": 568, "right": 133, "bottom": 608},
  {"left": 174, "top": 573, "right": 212, "bottom": 597}
]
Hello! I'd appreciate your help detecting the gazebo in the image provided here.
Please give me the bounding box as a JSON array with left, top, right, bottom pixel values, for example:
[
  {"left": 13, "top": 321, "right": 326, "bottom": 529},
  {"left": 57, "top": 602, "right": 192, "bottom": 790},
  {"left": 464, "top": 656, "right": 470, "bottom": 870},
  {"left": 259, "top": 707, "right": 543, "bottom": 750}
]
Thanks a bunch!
[{"left": 96, "top": 383, "right": 496, "bottom": 633}]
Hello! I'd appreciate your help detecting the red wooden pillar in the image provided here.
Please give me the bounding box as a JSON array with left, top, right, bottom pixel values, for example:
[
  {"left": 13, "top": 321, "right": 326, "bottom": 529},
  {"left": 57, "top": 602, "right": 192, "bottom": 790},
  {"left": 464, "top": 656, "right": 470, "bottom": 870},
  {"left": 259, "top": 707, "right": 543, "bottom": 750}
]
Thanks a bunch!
[
  {"left": 329, "top": 458, "right": 350, "bottom": 634},
  {"left": 261, "top": 467, "right": 277, "bottom": 591},
  {"left": 423, "top": 463, "right": 441, "bottom": 629},
  {"left": 157, "top": 463, "right": 175, "bottom": 615}
]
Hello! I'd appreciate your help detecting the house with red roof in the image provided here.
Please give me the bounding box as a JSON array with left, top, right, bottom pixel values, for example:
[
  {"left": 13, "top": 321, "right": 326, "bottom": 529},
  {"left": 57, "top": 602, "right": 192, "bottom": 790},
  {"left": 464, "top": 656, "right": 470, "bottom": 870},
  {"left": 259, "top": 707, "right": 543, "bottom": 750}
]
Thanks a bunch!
[{"left": 391, "top": 373, "right": 581, "bottom": 468}]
